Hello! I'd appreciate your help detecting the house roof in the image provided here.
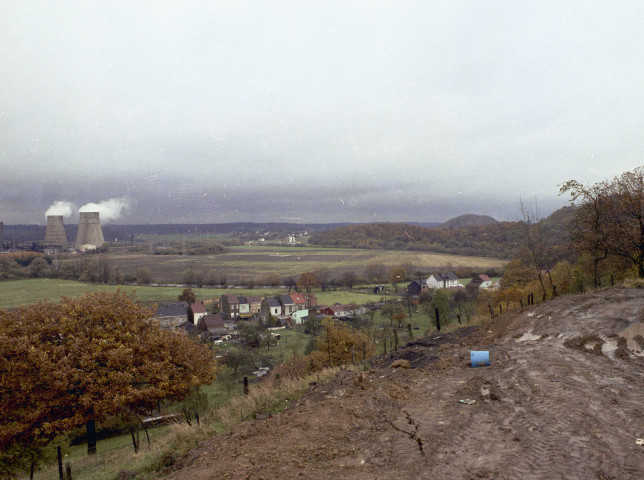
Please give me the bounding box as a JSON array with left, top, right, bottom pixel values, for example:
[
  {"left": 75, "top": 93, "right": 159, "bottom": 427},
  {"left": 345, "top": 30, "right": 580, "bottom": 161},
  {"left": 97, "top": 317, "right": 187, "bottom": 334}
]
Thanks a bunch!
[
  {"left": 429, "top": 273, "right": 445, "bottom": 282},
  {"left": 189, "top": 303, "right": 207, "bottom": 314},
  {"left": 264, "top": 297, "right": 281, "bottom": 308},
  {"left": 236, "top": 296, "right": 249, "bottom": 304},
  {"left": 322, "top": 305, "right": 344, "bottom": 314},
  {"left": 222, "top": 294, "right": 239, "bottom": 304},
  {"left": 443, "top": 272, "right": 459, "bottom": 281},
  {"left": 201, "top": 313, "right": 225, "bottom": 327},
  {"left": 155, "top": 302, "right": 189, "bottom": 317},
  {"left": 176, "top": 321, "right": 198, "bottom": 333},
  {"left": 467, "top": 274, "right": 492, "bottom": 288},
  {"left": 247, "top": 295, "right": 263, "bottom": 304},
  {"left": 278, "top": 294, "right": 295, "bottom": 305},
  {"left": 290, "top": 293, "right": 306, "bottom": 304}
]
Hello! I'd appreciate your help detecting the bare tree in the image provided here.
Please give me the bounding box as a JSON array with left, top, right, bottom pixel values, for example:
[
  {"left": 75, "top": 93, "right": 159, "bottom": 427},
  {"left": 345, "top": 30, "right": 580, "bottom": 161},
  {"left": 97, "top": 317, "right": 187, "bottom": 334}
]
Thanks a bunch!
[{"left": 519, "top": 198, "right": 552, "bottom": 296}]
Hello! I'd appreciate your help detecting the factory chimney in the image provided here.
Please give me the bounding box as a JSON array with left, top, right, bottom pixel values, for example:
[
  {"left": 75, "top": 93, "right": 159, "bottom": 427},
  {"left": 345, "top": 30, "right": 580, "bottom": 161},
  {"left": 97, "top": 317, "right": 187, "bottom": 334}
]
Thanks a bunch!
[
  {"left": 75, "top": 212, "right": 105, "bottom": 251},
  {"left": 0, "top": 222, "right": 4, "bottom": 247},
  {"left": 44, "top": 215, "right": 68, "bottom": 250}
]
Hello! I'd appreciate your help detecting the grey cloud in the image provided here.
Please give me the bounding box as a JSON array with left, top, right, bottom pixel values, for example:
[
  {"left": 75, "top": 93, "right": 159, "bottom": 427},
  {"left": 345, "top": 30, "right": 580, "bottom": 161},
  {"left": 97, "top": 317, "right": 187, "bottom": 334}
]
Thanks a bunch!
[{"left": 1, "top": 2, "right": 642, "bottom": 225}]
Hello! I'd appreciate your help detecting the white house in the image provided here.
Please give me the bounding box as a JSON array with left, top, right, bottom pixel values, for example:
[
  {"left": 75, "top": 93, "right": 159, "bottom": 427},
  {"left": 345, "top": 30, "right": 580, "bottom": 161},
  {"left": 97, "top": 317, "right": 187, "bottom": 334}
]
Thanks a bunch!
[{"left": 426, "top": 272, "right": 462, "bottom": 289}]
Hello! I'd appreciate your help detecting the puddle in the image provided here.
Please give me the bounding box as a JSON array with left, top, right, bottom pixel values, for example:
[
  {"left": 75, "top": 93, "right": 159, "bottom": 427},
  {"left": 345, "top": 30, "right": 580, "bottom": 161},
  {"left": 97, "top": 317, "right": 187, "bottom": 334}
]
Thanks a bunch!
[
  {"left": 601, "top": 339, "right": 618, "bottom": 355},
  {"left": 620, "top": 323, "right": 644, "bottom": 356}
]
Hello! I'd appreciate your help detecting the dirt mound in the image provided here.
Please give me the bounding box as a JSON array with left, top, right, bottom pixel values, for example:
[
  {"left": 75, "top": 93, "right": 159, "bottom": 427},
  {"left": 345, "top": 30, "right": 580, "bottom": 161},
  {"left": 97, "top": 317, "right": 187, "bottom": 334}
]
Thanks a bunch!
[{"left": 162, "top": 288, "right": 644, "bottom": 479}]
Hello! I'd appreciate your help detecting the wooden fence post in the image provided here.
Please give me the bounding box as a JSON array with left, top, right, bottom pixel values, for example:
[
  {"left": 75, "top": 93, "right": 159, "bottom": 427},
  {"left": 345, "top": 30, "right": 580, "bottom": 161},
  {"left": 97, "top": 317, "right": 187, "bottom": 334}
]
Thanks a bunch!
[{"left": 57, "top": 446, "right": 63, "bottom": 480}]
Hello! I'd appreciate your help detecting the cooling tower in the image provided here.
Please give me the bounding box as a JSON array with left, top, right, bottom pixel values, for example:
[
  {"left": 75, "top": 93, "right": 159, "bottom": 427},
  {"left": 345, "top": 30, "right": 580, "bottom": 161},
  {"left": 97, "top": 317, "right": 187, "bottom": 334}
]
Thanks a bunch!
[
  {"left": 44, "top": 215, "right": 68, "bottom": 250},
  {"left": 75, "top": 212, "right": 105, "bottom": 250}
]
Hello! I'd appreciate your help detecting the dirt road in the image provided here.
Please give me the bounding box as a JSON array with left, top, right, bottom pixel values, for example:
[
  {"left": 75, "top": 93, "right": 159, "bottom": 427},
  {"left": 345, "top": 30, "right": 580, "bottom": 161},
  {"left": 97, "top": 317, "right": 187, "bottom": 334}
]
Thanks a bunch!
[{"left": 163, "top": 288, "right": 644, "bottom": 479}]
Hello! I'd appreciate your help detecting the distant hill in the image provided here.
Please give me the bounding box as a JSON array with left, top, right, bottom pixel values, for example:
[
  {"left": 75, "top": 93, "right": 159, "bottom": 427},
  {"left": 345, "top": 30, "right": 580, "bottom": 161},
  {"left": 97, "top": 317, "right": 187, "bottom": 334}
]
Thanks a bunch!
[
  {"left": 308, "top": 222, "right": 522, "bottom": 258},
  {"left": 441, "top": 214, "right": 498, "bottom": 228},
  {"left": 308, "top": 207, "right": 573, "bottom": 260}
]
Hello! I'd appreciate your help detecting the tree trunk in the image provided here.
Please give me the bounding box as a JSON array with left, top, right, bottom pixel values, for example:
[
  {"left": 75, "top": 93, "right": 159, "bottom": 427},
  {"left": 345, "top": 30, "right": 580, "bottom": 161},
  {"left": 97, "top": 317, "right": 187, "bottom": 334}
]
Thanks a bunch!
[
  {"left": 86, "top": 420, "right": 97, "bottom": 455},
  {"left": 130, "top": 428, "right": 139, "bottom": 454}
]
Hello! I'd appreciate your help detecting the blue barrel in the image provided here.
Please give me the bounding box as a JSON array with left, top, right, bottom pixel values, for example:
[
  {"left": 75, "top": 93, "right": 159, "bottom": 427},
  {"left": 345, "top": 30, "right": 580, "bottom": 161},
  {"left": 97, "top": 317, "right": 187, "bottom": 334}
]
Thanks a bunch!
[{"left": 470, "top": 350, "right": 490, "bottom": 368}]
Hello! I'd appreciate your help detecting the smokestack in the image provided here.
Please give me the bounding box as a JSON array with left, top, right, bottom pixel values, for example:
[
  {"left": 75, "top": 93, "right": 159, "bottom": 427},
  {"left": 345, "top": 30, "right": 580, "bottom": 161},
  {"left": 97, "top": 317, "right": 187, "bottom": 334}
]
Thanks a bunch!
[
  {"left": 75, "top": 212, "right": 105, "bottom": 251},
  {"left": 0, "top": 222, "right": 3, "bottom": 247},
  {"left": 44, "top": 215, "right": 68, "bottom": 250}
]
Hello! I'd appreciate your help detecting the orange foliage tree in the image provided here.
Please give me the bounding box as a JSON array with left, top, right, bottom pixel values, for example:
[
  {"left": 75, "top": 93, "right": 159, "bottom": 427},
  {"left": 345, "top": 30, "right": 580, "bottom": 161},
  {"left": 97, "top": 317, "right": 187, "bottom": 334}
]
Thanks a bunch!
[
  {"left": 0, "top": 290, "right": 220, "bottom": 461},
  {"left": 311, "top": 318, "right": 376, "bottom": 368}
]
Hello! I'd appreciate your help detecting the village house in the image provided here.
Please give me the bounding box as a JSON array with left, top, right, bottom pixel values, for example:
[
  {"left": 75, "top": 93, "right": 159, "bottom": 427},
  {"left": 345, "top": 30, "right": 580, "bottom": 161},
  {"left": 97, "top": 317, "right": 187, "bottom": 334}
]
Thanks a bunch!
[
  {"left": 290, "top": 309, "right": 309, "bottom": 325},
  {"left": 154, "top": 302, "right": 189, "bottom": 328},
  {"left": 220, "top": 294, "right": 240, "bottom": 318},
  {"left": 260, "top": 297, "right": 282, "bottom": 322},
  {"left": 318, "top": 304, "right": 364, "bottom": 319},
  {"left": 175, "top": 321, "right": 199, "bottom": 337},
  {"left": 198, "top": 313, "right": 230, "bottom": 339},
  {"left": 278, "top": 294, "right": 297, "bottom": 316},
  {"left": 290, "top": 292, "right": 307, "bottom": 311},
  {"left": 247, "top": 295, "right": 263, "bottom": 315},
  {"left": 236, "top": 296, "right": 252, "bottom": 319},
  {"left": 407, "top": 279, "right": 429, "bottom": 296},
  {"left": 466, "top": 274, "right": 495, "bottom": 292},
  {"left": 188, "top": 302, "right": 207, "bottom": 324},
  {"left": 426, "top": 272, "right": 462, "bottom": 289}
]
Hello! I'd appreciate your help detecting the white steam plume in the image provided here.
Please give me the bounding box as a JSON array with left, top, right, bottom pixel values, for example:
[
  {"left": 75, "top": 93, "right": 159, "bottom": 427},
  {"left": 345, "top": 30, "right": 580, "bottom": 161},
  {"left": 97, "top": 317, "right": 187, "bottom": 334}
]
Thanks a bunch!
[
  {"left": 45, "top": 200, "right": 75, "bottom": 217},
  {"left": 79, "top": 197, "right": 130, "bottom": 223}
]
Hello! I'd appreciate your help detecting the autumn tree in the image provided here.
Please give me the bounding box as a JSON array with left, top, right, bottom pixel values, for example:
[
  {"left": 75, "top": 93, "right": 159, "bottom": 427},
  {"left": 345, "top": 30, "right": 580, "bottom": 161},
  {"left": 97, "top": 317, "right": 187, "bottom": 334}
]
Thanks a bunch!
[
  {"left": 429, "top": 289, "right": 450, "bottom": 329},
  {"left": 389, "top": 266, "right": 408, "bottom": 293},
  {"left": 313, "top": 318, "right": 376, "bottom": 367},
  {"left": 364, "top": 262, "right": 386, "bottom": 282},
  {"left": 263, "top": 273, "right": 282, "bottom": 287},
  {"left": 380, "top": 302, "right": 404, "bottom": 327},
  {"left": 134, "top": 266, "right": 153, "bottom": 284},
  {"left": 0, "top": 290, "right": 220, "bottom": 466},
  {"left": 402, "top": 291, "right": 416, "bottom": 326},
  {"left": 314, "top": 267, "right": 332, "bottom": 291},
  {"left": 559, "top": 180, "right": 611, "bottom": 287},
  {"left": 599, "top": 167, "right": 644, "bottom": 277},
  {"left": 178, "top": 287, "right": 197, "bottom": 304},
  {"left": 562, "top": 167, "right": 644, "bottom": 279},
  {"left": 297, "top": 271, "right": 320, "bottom": 294},
  {"left": 283, "top": 276, "right": 297, "bottom": 292},
  {"left": 339, "top": 271, "right": 359, "bottom": 289},
  {"left": 28, "top": 257, "right": 50, "bottom": 278},
  {"left": 449, "top": 289, "right": 470, "bottom": 323}
]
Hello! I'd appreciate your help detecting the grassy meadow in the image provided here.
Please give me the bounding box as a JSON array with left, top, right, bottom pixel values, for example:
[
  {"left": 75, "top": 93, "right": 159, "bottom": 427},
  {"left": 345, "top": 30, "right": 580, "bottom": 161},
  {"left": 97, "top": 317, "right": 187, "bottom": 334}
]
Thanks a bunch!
[{"left": 0, "top": 278, "right": 390, "bottom": 310}]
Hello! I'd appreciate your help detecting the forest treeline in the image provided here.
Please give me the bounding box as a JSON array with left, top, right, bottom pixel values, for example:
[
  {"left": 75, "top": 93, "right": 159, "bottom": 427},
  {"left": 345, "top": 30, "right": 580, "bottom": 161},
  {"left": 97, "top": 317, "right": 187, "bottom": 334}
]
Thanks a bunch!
[{"left": 308, "top": 207, "right": 573, "bottom": 259}]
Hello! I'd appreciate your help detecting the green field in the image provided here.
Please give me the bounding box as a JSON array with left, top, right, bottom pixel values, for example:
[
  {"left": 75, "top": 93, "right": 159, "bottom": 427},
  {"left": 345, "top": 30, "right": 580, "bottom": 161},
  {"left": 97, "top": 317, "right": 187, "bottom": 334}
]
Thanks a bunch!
[{"left": 0, "top": 279, "right": 390, "bottom": 310}]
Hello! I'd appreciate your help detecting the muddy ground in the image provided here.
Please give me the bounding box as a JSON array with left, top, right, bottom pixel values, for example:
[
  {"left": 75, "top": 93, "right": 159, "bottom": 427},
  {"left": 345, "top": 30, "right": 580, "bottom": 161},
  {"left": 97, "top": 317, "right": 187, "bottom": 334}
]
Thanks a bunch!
[{"left": 162, "top": 288, "right": 644, "bottom": 479}]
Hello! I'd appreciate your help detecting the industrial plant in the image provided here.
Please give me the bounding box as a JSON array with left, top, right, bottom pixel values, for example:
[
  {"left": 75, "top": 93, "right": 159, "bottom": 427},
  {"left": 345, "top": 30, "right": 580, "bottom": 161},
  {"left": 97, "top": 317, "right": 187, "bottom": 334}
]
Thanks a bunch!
[
  {"left": 0, "top": 212, "right": 106, "bottom": 253},
  {"left": 74, "top": 212, "right": 105, "bottom": 252}
]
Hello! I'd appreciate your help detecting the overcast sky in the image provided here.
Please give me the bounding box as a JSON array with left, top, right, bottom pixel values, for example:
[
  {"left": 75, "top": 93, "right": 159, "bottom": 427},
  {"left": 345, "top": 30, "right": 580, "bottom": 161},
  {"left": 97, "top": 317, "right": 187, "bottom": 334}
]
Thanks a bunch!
[{"left": 1, "top": 1, "right": 643, "bottom": 225}]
